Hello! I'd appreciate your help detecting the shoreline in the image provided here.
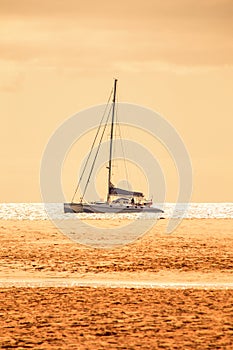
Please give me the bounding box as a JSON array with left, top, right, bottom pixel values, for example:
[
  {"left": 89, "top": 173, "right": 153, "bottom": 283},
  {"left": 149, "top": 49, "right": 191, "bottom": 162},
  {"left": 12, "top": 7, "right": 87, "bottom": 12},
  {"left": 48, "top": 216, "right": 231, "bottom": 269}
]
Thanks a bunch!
[{"left": 0, "top": 218, "right": 232, "bottom": 282}]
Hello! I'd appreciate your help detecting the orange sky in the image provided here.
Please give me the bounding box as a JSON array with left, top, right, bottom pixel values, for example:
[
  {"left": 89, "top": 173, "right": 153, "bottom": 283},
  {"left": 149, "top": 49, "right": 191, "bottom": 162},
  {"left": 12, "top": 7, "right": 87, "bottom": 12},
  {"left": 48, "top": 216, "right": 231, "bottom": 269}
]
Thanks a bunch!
[{"left": 1, "top": 0, "right": 232, "bottom": 202}]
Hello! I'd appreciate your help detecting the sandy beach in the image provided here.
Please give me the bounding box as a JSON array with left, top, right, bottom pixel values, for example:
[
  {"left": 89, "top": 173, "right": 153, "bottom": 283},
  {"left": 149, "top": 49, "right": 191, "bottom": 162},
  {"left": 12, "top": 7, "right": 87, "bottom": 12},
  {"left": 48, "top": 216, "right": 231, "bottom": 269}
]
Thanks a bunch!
[{"left": 0, "top": 218, "right": 233, "bottom": 349}]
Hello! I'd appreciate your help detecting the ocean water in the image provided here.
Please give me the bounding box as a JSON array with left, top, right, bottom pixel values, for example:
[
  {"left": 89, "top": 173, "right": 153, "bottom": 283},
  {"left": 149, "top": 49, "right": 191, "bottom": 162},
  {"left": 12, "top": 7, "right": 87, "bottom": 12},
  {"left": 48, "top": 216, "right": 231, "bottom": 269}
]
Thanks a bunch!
[{"left": 0, "top": 203, "right": 232, "bottom": 220}]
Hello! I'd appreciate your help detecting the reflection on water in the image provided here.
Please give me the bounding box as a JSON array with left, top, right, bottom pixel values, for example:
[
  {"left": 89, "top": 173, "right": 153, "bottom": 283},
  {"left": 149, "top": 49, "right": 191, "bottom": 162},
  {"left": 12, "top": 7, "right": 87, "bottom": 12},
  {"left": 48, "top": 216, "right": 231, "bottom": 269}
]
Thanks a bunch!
[{"left": 0, "top": 202, "right": 233, "bottom": 220}]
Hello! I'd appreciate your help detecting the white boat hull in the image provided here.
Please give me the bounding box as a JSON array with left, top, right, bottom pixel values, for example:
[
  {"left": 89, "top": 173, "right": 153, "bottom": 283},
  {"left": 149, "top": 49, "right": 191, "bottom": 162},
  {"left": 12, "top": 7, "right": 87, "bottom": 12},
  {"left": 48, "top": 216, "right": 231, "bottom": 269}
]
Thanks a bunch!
[{"left": 64, "top": 202, "right": 164, "bottom": 214}]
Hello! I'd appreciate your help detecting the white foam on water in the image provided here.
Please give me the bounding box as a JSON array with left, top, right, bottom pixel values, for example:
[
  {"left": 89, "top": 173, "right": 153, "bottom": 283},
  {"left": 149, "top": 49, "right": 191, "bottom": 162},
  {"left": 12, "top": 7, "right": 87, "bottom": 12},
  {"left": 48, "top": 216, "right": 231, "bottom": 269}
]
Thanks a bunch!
[
  {"left": 0, "top": 203, "right": 232, "bottom": 220},
  {"left": 0, "top": 277, "right": 232, "bottom": 289}
]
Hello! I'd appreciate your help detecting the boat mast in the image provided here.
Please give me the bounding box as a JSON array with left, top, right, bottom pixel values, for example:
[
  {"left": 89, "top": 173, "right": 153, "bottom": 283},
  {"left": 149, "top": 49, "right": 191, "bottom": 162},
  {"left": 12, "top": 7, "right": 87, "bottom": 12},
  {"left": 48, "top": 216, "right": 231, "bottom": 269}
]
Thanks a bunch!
[{"left": 107, "top": 78, "right": 117, "bottom": 202}]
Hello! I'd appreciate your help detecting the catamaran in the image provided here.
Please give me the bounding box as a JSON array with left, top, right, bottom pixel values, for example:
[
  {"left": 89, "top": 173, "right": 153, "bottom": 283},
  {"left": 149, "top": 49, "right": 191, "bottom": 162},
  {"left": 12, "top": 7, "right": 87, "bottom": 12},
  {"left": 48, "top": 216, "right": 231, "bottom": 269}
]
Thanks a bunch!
[{"left": 64, "top": 79, "right": 163, "bottom": 214}]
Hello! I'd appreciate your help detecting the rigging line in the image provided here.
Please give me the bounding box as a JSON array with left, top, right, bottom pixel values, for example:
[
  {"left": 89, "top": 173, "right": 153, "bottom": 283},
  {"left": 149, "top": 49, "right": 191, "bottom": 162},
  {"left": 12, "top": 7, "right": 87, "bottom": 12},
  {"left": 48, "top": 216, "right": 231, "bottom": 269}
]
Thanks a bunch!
[
  {"left": 81, "top": 105, "right": 112, "bottom": 202},
  {"left": 71, "top": 88, "right": 113, "bottom": 203},
  {"left": 115, "top": 99, "right": 130, "bottom": 191}
]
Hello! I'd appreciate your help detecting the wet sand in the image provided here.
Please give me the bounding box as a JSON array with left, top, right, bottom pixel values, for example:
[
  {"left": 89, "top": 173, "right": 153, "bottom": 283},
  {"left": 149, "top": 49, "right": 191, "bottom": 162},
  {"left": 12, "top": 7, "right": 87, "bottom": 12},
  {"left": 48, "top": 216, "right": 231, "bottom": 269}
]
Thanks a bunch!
[{"left": 0, "top": 219, "right": 233, "bottom": 348}]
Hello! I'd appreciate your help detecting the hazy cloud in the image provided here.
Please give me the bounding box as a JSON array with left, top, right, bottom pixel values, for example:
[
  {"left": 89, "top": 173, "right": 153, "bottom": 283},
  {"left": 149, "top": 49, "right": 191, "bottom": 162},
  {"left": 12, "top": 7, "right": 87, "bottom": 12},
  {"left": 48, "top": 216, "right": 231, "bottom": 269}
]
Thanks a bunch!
[
  {"left": 0, "top": 0, "right": 232, "bottom": 79},
  {"left": 1, "top": 0, "right": 233, "bottom": 20}
]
